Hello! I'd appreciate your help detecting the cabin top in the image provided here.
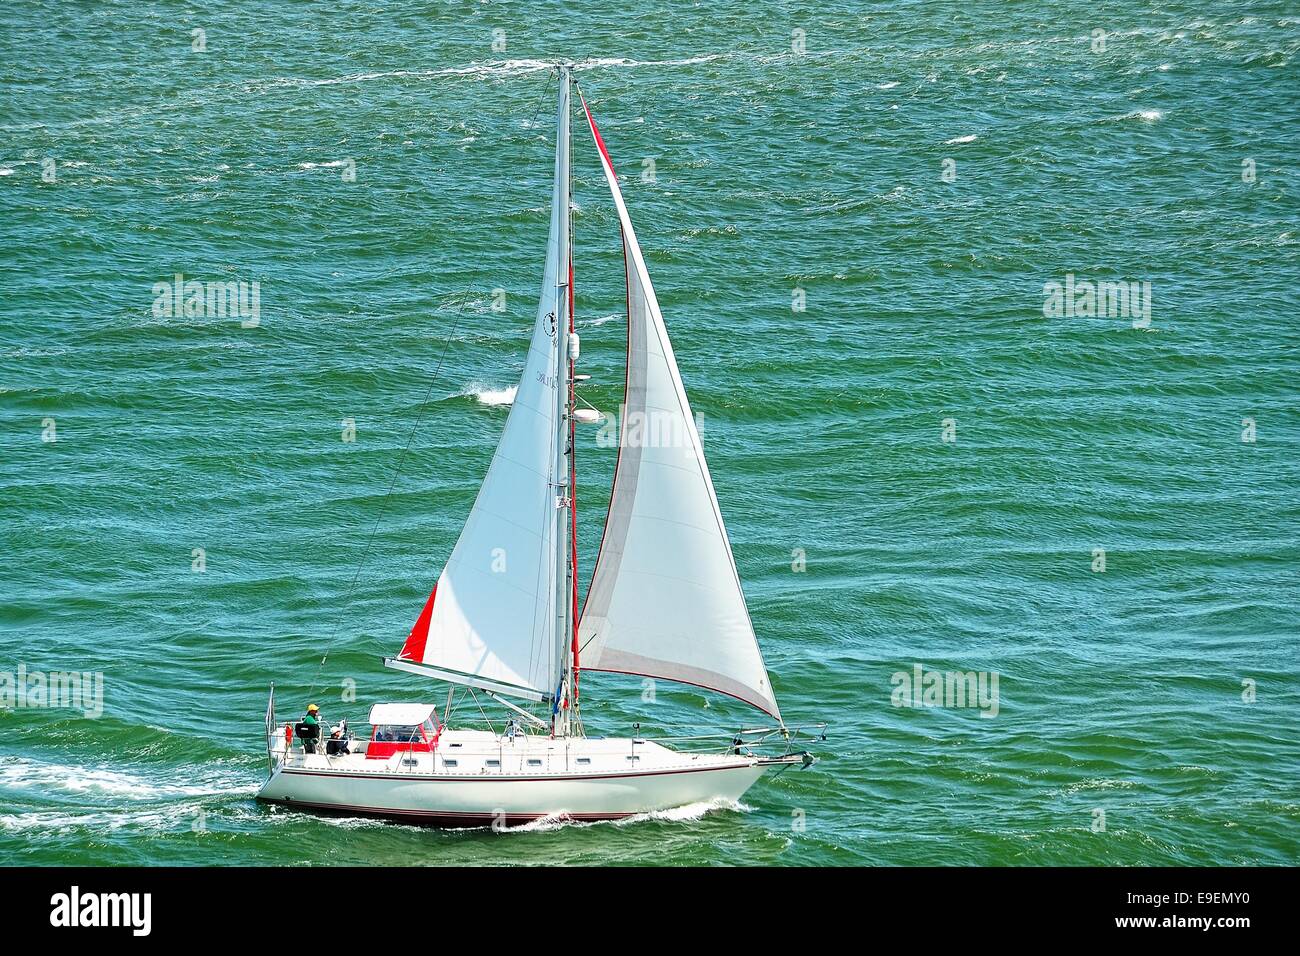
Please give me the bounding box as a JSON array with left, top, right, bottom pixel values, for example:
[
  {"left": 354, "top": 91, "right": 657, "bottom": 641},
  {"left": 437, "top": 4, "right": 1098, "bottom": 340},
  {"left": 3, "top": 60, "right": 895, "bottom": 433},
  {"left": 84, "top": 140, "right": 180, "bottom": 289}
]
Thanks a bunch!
[{"left": 367, "top": 703, "right": 436, "bottom": 726}]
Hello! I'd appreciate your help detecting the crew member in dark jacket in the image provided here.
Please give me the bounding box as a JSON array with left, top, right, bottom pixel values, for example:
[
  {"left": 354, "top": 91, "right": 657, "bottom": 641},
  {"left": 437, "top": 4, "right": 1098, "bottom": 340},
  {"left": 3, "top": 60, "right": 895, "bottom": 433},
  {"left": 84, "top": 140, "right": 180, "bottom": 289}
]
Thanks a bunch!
[{"left": 299, "top": 703, "right": 322, "bottom": 753}]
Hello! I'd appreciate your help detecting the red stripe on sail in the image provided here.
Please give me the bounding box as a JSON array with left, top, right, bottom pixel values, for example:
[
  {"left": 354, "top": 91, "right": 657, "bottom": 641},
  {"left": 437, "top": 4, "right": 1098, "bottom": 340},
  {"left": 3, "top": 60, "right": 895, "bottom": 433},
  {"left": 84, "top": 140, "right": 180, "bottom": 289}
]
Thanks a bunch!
[
  {"left": 576, "top": 88, "right": 630, "bottom": 641},
  {"left": 398, "top": 584, "right": 436, "bottom": 662},
  {"left": 579, "top": 93, "right": 617, "bottom": 176}
]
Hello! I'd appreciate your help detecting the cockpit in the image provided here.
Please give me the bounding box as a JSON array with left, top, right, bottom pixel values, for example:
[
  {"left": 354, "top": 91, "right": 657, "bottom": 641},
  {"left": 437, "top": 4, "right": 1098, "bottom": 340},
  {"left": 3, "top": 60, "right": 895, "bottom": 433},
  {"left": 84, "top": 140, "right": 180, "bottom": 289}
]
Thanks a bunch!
[{"left": 364, "top": 704, "right": 441, "bottom": 760}]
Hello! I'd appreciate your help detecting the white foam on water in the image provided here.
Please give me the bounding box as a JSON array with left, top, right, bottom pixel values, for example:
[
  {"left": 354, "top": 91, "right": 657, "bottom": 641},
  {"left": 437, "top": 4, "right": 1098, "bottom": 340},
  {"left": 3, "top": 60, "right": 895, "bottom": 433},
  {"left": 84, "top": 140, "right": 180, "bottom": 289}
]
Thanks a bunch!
[
  {"left": 262, "top": 809, "right": 413, "bottom": 831},
  {"left": 505, "top": 811, "right": 583, "bottom": 833},
  {"left": 944, "top": 133, "right": 978, "bottom": 145},
  {"left": 459, "top": 383, "right": 517, "bottom": 406},
  {"left": 0, "top": 808, "right": 180, "bottom": 834},
  {"left": 503, "top": 796, "right": 749, "bottom": 833},
  {"left": 580, "top": 313, "right": 620, "bottom": 328},
  {"left": 0, "top": 755, "right": 250, "bottom": 799},
  {"left": 1055, "top": 778, "right": 1139, "bottom": 796},
  {"left": 615, "top": 796, "right": 749, "bottom": 826},
  {"left": 297, "top": 160, "right": 349, "bottom": 170},
  {"left": 263, "top": 60, "right": 554, "bottom": 91},
  {"left": 261, "top": 53, "right": 741, "bottom": 93},
  {"left": 576, "top": 54, "right": 728, "bottom": 71},
  {"left": 0, "top": 168, "right": 14, "bottom": 176},
  {"left": 1113, "top": 109, "right": 1164, "bottom": 122},
  {"left": 877, "top": 81, "right": 900, "bottom": 89},
  {"left": 0, "top": 347, "right": 68, "bottom": 358}
]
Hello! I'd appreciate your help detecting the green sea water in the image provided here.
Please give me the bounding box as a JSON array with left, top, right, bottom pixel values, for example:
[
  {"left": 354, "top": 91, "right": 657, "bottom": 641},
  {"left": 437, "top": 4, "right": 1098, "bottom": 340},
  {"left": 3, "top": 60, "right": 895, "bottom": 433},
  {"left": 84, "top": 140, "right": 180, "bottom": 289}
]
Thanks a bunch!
[{"left": 2, "top": 1, "right": 1298, "bottom": 866}]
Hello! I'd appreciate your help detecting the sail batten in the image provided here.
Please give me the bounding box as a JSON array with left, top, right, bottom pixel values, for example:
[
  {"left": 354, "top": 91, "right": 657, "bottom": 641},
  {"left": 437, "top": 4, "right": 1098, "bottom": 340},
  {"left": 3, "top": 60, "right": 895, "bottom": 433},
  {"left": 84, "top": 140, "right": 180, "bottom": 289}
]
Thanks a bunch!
[{"left": 575, "top": 93, "right": 781, "bottom": 720}]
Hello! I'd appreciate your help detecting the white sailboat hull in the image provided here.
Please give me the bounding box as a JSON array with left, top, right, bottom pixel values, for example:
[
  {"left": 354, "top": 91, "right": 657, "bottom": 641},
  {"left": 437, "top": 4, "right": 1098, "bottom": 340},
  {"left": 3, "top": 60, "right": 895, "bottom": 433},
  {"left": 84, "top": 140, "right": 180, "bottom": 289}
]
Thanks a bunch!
[{"left": 256, "top": 729, "right": 787, "bottom": 827}]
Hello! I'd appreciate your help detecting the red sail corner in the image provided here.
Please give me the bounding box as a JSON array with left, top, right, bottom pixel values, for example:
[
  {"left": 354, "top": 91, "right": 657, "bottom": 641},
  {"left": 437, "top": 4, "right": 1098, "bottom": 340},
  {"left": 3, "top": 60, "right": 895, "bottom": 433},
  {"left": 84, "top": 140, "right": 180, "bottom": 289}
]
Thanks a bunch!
[
  {"left": 398, "top": 584, "right": 437, "bottom": 661},
  {"left": 578, "top": 92, "right": 617, "bottom": 176}
]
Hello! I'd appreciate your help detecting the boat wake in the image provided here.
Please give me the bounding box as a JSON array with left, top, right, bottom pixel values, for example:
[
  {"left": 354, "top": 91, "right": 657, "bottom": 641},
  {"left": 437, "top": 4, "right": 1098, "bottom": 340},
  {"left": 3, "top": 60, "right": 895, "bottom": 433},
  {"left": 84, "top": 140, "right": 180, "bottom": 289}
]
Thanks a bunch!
[
  {"left": 503, "top": 797, "right": 750, "bottom": 834},
  {"left": 0, "top": 807, "right": 185, "bottom": 834},
  {"left": 0, "top": 755, "right": 248, "bottom": 800},
  {"left": 0, "top": 756, "right": 264, "bottom": 836},
  {"left": 616, "top": 796, "right": 750, "bottom": 826}
]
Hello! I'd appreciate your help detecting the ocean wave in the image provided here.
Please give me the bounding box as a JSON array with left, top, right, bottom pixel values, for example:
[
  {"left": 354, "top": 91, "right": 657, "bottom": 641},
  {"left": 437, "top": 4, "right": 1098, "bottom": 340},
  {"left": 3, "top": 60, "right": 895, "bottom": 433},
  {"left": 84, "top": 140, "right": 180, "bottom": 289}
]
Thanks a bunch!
[
  {"left": 255, "top": 52, "right": 776, "bottom": 93},
  {"left": 1112, "top": 109, "right": 1164, "bottom": 122},
  {"left": 297, "top": 160, "right": 350, "bottom": 170},
  {"left": 459, "top": 382, "right": 517, "bottom": 406}
]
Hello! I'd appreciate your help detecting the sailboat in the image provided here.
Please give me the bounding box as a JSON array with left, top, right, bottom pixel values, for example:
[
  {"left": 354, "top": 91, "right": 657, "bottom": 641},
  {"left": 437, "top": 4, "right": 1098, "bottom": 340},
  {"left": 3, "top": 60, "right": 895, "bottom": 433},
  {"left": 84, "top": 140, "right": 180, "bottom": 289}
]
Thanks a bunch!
[{"left": 256, "top": 65, "right": 821, "bottom": 827}]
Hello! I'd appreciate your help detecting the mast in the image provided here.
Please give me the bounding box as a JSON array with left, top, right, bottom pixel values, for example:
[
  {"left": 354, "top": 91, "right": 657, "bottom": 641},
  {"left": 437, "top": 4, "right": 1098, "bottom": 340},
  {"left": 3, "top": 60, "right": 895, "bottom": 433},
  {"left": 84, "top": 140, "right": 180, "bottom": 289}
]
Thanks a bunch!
[{"left": 551, "top": 65, "right": 575, "bottom": 737}]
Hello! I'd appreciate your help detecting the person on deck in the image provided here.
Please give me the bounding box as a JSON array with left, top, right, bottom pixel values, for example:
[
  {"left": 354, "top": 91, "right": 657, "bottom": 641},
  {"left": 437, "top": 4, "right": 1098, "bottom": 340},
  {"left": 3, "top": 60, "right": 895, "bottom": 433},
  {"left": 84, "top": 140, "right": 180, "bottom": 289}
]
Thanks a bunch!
[
  {"left": 326, "top": 723, "right": 350, "bottom": 756},
  {"left": 300, "top": 703, "right": 322, "bottom": 753}
]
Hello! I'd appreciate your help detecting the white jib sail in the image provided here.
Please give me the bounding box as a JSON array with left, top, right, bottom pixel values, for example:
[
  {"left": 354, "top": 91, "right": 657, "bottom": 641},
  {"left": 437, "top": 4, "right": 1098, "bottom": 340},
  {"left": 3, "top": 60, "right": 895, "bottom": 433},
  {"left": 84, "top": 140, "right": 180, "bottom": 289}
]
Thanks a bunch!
[
  {"left": 393, "top": 83, "right": 571, "bottom": 701},
  {"left": 576, "top": 96, "right": 781, "bottom": 720}
]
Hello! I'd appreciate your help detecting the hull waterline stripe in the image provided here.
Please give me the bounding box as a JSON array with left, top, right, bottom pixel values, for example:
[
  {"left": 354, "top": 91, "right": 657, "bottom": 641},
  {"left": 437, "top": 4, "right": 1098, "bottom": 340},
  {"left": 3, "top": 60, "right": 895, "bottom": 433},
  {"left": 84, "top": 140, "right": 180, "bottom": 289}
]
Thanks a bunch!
[
  {"left": 260, "top": 798, "right": 637, "bottom": 825},
  {"left": 274, "top": 760, "right": 763, "bottom": 784}
]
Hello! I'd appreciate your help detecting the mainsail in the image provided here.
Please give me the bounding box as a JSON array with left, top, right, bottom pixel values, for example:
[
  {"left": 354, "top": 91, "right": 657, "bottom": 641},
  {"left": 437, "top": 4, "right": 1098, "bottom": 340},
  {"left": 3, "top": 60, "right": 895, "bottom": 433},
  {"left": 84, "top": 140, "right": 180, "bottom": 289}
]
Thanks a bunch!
[
  {"left": 387, "top": 79, "right": 573, "bottom": 703},
  {"left": 575, "top": 95, "right": 781, "bottom": 720}
]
